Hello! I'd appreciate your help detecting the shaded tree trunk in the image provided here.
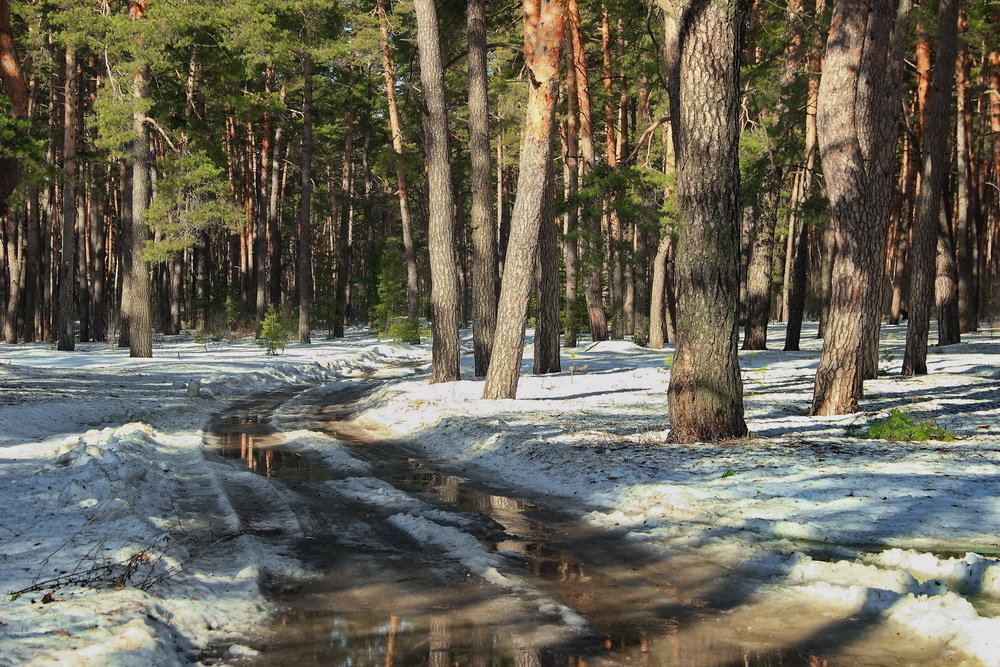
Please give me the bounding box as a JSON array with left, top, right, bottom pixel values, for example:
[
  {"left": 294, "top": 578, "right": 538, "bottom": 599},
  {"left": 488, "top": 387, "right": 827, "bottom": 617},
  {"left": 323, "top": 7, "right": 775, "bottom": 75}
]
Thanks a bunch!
[
  {"left": 661, "top": 0, "right": 747, "bottom": 443},
  {"left": 125, "top": 63, "right": 153, "bottom": 358},
  {"left": 297, "top": 55, "right": 314, "bottom": 344},
  {"left": 377, "top": 0, "right": 420, "bottom": 343},
  {"left": 902, "top": 0, "right": 957, "bottom": 375},
  {"left": 811, "top": 0, "right": 908, "bottom": 413},
  {"left": 468, "top": 0, "right": 498, "bottom": 375},
  {"left": 534, "top": 158, "right": 560, "bottom": 374},
  {"left": 57, "top": 43, "right": 78, "bottom": 351},
  {"left": 482, "top": 0, "right": 565, "bottom": 400},
  {"left": 334, "top": 100, "right": 355, "bottom": 338},
  {"left": 414, "top": 0, "right": 461, "bottom": 383},
  {"left": 568, "top": 0, "right": 607, "bottom": 342},
  {"left": 954, "top": 11, "right": 976, "bottom": 332}
]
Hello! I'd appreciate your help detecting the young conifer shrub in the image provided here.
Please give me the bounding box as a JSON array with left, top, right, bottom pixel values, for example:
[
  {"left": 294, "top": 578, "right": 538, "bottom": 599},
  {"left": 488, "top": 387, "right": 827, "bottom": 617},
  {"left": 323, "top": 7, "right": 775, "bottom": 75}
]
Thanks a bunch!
[
  {"left": 863, "top": 409, "right": 955, "bottom": 442},
  {"left": 258, "top": 305, "right": 288, "bottom": 356}
]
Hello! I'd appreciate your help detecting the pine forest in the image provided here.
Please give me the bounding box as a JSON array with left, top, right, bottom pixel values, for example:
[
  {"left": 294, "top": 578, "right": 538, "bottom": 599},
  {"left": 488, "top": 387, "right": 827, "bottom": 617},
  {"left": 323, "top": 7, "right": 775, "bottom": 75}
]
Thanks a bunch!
[{"left": 1, "top": 0, "right": 999, "bottom": 437}]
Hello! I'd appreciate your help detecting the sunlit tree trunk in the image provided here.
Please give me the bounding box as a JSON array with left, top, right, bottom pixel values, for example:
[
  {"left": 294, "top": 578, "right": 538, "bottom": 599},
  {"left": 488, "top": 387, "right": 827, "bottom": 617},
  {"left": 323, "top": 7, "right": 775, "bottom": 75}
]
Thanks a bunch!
[
  {"left": 414, "top": 0, "right": 461, "bottom": 383},
  {"left": 483, "top": 0, "right": 565, "bottom": 400}
]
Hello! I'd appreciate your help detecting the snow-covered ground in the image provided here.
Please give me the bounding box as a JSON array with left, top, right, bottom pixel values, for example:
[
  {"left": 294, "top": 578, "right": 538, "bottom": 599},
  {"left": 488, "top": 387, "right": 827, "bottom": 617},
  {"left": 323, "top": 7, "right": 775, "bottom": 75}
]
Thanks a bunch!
[
  {"left": 1, "top": 322, "right": 998, "bottom": 664},
  {"left": 0, "top": 334, "right": 425, "bottom": 665}
]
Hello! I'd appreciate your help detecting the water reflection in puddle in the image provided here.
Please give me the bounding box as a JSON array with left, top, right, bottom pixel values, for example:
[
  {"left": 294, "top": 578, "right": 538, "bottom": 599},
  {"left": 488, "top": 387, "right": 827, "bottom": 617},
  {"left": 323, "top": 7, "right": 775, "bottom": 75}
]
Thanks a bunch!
[{"left": 215, "top": 414, "right": 327, "bottom": 481}]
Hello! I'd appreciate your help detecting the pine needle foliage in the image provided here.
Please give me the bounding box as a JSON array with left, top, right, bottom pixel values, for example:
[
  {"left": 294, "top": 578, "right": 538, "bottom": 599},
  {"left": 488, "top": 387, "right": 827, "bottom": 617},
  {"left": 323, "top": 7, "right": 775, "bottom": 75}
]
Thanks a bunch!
[{"left": 862, "top": 410, "right": 955, "bottom": 442}]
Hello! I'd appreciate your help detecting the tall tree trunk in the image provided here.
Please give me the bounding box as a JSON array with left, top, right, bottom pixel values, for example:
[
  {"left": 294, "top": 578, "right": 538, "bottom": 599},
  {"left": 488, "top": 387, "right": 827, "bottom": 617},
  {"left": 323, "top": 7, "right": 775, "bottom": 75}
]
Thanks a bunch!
[
  {"left": 954, "top": 10, "right": 976, "bottom": 332},
  {"left": 377, "top": 0, "right": 420, "bottom": 343},
  {"left": 0, "top": 0, "right": 29, "bottom": 210},
  {"left": 126, "top": 68, "right": 153, "bottom": 357},
  {"left": 811, "top": 0, "right": 908, "bottom": 413},
  {"left": 742, "top": 189, "right": 779, "bottom": 350},
  {"left": 534, "top": 157, "right": 560, "bottom": 375},
  {"left": 334, "top": 101, "right": 355, "bottom": 338},
  {"left": 568, "top": 0, "right": 608, "bottom": 342},
  {"left": 562, "top": 33, "right": 580, "bottom": 348},
  {"left": 902, "top": 0, "right": 958, "bottom": 375},
  {"left": 89, "top": 169, "right": 107, "bottom": 341},
  {"left": 784, "top": 37, "right": 820, "bottom": 351},
  {"left": 467, "top": 0, "right": 498, "bottom": 375},
  {"left": 648, "top": 232, "right": 671, "bottom": 349},
  {"left": 936, "top": 205, "right": 961, "bottom": 345},
  {"left": 57, "top": 43, "right": 77, "bottom": 351},
  {"left": 482, "top": 0, "right": 565, "bottom": 400},
  {"left": 660, "top": 0, "right": 747, "bottom": 443},
  {"left": 267, "top": 122, "right": 283, "bottom": 309},
  {"left": 297, "top": 55, "right": 314, "bottom": 344},
  {"left": 414, "top": 0, "right": 461, "bottom": 383}
]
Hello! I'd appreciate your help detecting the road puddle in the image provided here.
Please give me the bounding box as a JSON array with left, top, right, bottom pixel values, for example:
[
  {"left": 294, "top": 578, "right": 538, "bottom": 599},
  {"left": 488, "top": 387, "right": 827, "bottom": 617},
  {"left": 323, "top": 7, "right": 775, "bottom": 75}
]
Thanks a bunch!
[{"left": 215, "top": 413, "right": 327, "bottom": 481}]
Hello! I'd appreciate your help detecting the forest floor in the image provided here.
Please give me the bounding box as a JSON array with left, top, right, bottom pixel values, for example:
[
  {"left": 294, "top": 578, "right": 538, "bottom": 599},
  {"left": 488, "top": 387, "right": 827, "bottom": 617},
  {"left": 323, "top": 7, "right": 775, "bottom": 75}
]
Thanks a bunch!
[{"left": 0, "top": 321, "right": 998, "bottom": 665}]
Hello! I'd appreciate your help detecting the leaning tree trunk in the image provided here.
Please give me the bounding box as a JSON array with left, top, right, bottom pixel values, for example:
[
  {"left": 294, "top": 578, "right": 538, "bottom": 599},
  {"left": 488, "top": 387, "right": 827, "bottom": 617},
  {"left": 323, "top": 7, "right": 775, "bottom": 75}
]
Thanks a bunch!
[
  {"left": 414, "top": 0, "right": 461, "bottom": 383},
  {"left": 902, "top": 0, "right": 958, "bottom": 375},
  {"left": 661, "top": 0, "right": 747, "bottom": 443},
  {"left": 467, "top": 0, "right": 498, "bottom": 376},
  {"left": 482, "top": 0, "right": 565, "bottom": 400},
  {"left": 811, "top": 0, "right": 908, "bottom": 413},
  {"left": 297, "top": 55, "right": 314, "bottom": 344}
]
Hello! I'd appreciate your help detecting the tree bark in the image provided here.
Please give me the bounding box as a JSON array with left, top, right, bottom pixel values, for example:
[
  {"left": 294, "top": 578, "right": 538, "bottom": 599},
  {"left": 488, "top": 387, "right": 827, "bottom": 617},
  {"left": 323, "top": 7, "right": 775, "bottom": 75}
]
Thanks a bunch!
[
  {"left": 482, "top": 0, "right": 565, "bottom": 400},
  {"left": 414, "top": 0, "right": 461, "bottom": 383},
  {"left": 660, "top": 0, "right": 747, "bottom": 443},
  {"left": 562, "top": 33, "right": 580, "bottom": 348},
  {"left": 742, "top": 187, "right": 779, "bottom": 350},
  {"left": 297, "top": 55, "right": 314, "bottom": 344},
  {"left": 534, "top": 157, "right": 561, "bottom": 375},
  {"left": 811, "top": 0, "right": 908, "bottom": 413},
  {"left": 902, "top": 0, "right": 958, "bottom": 375},
  {"left": 568, "top": 0, "right": 608, "bottom": 342},
  {"left": 126, "top": 63, "right": 153, "bottom": 358},
  {"left": 377, "top": 0, "right": 420, "bottom": 343},
  {"left": 57, "top": 43, "right": 78, "bottom": 351},
  {"left": 467, "top": 0, "right": 498, "bottom": 375},
  {"left": 0, "top": 0, "right": 28, "bottom": 210},
  {"left": 954, "top": 10, "right": 976, "bottom": 332},
  {"left": 648, "top": 232, "right": 671, "bottom": 349},
  {"left": 334, "top": 100, "right": 355, "bottom": 338}
]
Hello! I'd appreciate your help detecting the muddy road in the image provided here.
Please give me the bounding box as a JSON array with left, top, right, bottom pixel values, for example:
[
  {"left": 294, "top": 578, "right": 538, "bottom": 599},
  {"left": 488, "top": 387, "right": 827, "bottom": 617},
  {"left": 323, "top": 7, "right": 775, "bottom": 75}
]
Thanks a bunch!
[{"left": 202, "top": 380, "right": 946, "bottom": 666}]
